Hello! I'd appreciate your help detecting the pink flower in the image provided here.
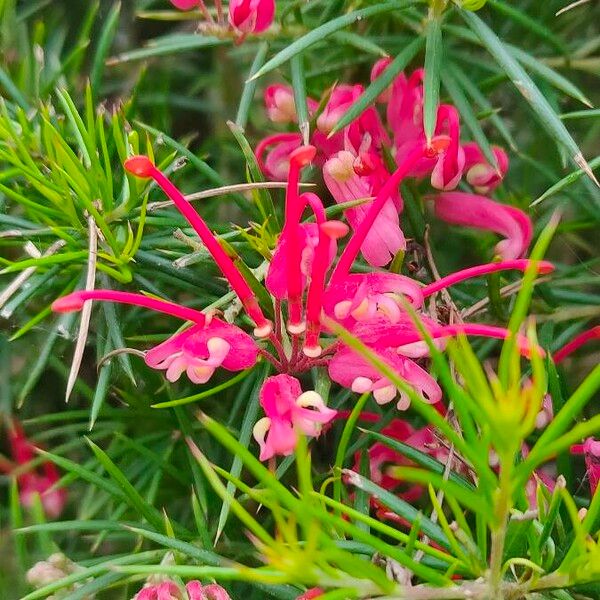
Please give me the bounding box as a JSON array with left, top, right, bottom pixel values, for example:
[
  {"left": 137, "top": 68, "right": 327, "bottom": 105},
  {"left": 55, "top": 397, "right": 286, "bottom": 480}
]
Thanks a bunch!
[
  {"left": 430, "top": 105, "right": 465, "bottom": 191},
  {"left": 54, "top": 291, "right": 257, "bottom": 386},
  {"left": 328, "top": 347, "right": 442, "bottom": 409},
  {"left": 228, "top": 0, "right": 275, "bottom": 34},
  {"left": 388, "top": 69, "right": 425, "bottom": 151},
  {"left": 255, "top": 133, "right": 302, "bottom": 179},
  {"left": 463, "top": 142, "right": 509, "bottom": 194},
  {"left": 265, "top": 85, "right": 318, "bottom": 124},
  {"left": 169, "top": 0, "right": 200, "bottom": 10},
  {"left": 1, "top": 421, "right": 67, "bottom": 518},
  {"left": 572, "top": 438, "right": 600, "bottom": 495},
  {"left": 322, "top": 272, "right": 424, "bottom": 330},
  {"left": 432, "top": 191, "right": 533, "bottom": 259},
  {"left": 145, "top": 318, "right": 258, "bottom": 384},
  {"left": 253, "top": 375, "right": 337, "bottom": 460},
  {"left": 323, "top": 150, "right": 405, "bottom": 267},
  {"left": 135, "top": 580, "right": 231, "bottom": 600},
  {"left": 316, "top": 85, "right": 363, "bottom": 135}
]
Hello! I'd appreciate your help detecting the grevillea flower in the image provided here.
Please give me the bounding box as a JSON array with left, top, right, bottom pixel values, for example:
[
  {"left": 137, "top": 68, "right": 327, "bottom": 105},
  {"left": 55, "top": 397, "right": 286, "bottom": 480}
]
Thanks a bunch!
[
  {"left": 432, "top": 191, "right": 533, "bottom": 259},
  {"left": 51, "top": 100, "right": 549, "bottom": 465},
  {"left": 52, "top": 290, "right": 257, "bottom": 386},
  {"left": 135, "top": 580, "right": 231, "bottom": 600},
  {"left": 430, "top": 105, "right": 465, "bottom": 191},
  {"left": 463, "top": 142, "right": 509, "bottom": 194},
  {"left": 328, "top": 347, "right": 442, "bottom": 409},
  {"left": 265, "top": 84, "right": 318, "bottom": 124},
  {"left": 228, "top": 0, "right": 275, "bottom": 34},
  {"left": 255, "top": 133, "right": 303, "bottom": 179},
  {"left": 145, "top": 318, "right": 258, "bottom": 384},
  {"left": 323, "top": 150, "right": 405, "bottom": 267},
  {"left": 252, "top": 375, "right": 337, "bottom": 460},
  {"left": 571, "top": 438, "right": 600, "bottom": 495},
  {"left": 1, "top": 420, "right": 67, "bottom": 518},
  {"left": 316, "top": 85, "right": 364, "bottom": 135},
  {"left": 322, "top": 272, "right": 424, "bottom": 329}
]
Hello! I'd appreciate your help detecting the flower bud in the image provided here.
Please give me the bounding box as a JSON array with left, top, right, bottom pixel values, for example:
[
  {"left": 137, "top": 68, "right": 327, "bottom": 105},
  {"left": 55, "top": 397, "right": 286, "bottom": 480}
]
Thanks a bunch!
[{"left": 229, "top": 0, "right": 275, "bottom": 34}]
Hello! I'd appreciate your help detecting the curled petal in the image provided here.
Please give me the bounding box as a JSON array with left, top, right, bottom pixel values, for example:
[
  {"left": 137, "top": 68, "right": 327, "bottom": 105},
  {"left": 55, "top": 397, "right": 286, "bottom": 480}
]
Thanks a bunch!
[
  {"left": 432, "top": 192, "right": 533, "bottom": 259},
  {"left": 463, "top": 142, "right": 509, "bottom": 194},
  {"left": 229, "top": 0, "right": 275, "bottom": 33},
  {"left": 295, "top": 391, "right": 338, "bottom": 435},
  {"left": 317, "top": 85, "right": 363, "bottom": 134},
  {"left": 253, "top": 417, "right": 273, "bottom": 461},
  {"left": 328, "top": 347, "right": 441, "bottom": 409},
  {"left": 265, "top": 85, "right": 318, "bottom": 124},
  {"left": 323, "top": 273, "right": 424, "bottom": 330},
  {"left": 255, "top": 133, "right": 303, "bottom": 179}
]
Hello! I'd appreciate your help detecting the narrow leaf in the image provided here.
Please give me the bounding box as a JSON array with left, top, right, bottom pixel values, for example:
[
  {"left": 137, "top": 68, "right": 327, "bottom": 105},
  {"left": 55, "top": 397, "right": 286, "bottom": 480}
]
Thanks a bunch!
[
  {"left": 461, "top": 9, "right": 599, "bottom": 186},
  {"left": 249, "top": 1, "right": 418, "bottom": 81}
]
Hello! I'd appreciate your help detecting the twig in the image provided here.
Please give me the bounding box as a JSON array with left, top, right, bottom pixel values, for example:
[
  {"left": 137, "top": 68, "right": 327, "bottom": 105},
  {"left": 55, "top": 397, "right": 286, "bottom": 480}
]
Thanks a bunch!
[
  {"left": 556, "top": 0, "right": 591, "bottom": 16},
  {"left": 146, "top": 181, "right": 315, "bottom": 213}
]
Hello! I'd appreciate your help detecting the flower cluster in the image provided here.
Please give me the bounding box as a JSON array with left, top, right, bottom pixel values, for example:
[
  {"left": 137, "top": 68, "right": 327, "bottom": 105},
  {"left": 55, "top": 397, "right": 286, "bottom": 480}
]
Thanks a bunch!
[
  {"left": 169, "top": 0, "right": 275, "bottom": 41},
  {"left": 257, "top": 65, "right": 525, "bottom": 266},
  {"left": 0, "top": 419, "right": 67, "bottom": 518},
  {"left": 53, "top": 63, "right": 554, "bottom": 465}
]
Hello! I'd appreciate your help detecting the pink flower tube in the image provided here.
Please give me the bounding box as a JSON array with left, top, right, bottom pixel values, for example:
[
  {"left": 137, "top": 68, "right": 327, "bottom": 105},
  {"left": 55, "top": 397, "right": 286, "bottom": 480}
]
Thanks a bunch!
[
  {"left": 124, "top": 156, "right": 272, "bottom": 337},
  {"left": 463, "top": 142, "right": 509, "bottom": 194},
  {"left": 421, "top": 259, "right": 555, "bottom": 297},
  {"left": 432, "top": 191, "right": 533, "bottom": 260},
  {"left": 553, "top": 326, "right": 600, "bottom": 364}
]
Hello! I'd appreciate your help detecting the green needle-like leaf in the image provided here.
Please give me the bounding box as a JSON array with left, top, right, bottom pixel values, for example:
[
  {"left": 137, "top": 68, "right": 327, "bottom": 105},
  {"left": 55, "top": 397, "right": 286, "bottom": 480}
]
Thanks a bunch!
[
  {"left": 461, "top": 9, "right": 599, "bottom": 186},
  {"left": 249, "top": 1, "right": 419, "bottom": 81}
]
